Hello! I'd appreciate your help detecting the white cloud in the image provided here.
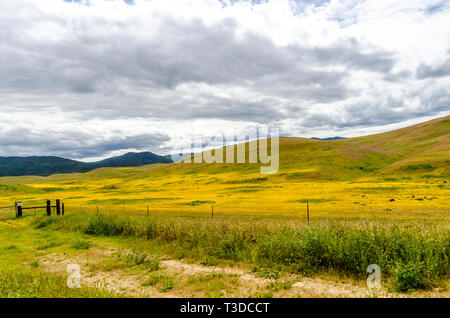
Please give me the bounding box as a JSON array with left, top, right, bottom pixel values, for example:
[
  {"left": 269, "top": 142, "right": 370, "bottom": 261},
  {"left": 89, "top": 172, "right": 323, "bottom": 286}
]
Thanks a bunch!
[{"left": 0, "top": 0, "right": 449, "bottom": 159}]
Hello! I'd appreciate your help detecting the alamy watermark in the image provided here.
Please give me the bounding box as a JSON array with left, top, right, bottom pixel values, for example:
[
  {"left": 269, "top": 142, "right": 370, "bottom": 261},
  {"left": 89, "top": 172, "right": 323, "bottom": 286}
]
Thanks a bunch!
[
  {"left": 170, "top": 128, "right": 279, "bottom": 174},
  {"left": 67, "top": 264, "right": 81, "bottom": 289},
  {"left": 366, "top": 264, "right": 381, "bottom": 290}
]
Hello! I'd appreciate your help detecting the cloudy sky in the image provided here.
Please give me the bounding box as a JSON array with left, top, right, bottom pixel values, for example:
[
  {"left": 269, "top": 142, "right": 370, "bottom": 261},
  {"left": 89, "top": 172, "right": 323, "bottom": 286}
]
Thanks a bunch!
[{"left": 1, "top": 0, "right": 449, "bottom": 160}]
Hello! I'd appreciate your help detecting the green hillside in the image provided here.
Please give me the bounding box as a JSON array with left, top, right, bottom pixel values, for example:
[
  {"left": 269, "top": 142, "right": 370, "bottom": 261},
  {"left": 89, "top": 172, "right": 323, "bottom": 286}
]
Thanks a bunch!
[
  {"left": 159, "top": 115, "right": 450, "bottom": 181},
  {"left": 0, "top": 152, "right": 172, "bottom": 177},
  {"left": 0, "top": 115, "right": 448, "bottom": 182}
]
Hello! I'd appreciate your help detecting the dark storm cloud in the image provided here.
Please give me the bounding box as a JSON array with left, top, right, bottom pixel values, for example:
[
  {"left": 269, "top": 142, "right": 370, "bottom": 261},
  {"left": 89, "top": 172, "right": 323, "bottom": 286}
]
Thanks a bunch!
[{"left": 0, "top": 13, "right": 397, "bottom": 123}]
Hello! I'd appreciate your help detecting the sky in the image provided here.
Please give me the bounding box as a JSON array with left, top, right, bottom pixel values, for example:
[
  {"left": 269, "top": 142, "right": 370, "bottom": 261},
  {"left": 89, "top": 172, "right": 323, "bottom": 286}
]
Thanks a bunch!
[{"left": 0, "top": 0, "right": 449, "bottom": 161}]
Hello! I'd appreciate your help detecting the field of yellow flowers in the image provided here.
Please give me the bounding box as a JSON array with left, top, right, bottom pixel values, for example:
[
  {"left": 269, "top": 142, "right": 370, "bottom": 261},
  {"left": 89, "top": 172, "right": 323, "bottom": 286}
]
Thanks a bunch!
[{"left": 0, "top": 166, "right": 448, "bottom": 222}]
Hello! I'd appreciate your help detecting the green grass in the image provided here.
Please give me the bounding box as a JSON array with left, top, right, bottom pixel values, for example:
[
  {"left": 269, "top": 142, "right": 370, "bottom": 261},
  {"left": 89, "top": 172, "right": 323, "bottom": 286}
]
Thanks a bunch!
[
  {"left": 142, "top": 273, "right": 166, "bottom": 286},
  {"left": 0, "top": 267, "right": 116, "bottom": 298},
  {"left": 71, "top": 240, "right": 92, "bottom": 250},
  {"left": 141, "top": 272, "right": 175, "bottom": 292},
  {"left": 37, "top": 241, "right": 62, "bottom": 250},
  {"left": 266, "top": 279, "right": 296, "bottom": 292},
  {"left": 186, "top": 271, "right": 238, "bottom": 297},
  {"left": 34, "top": 213, "right": 450, "bottom": 291},
  {"left": 394, "top": 261, "right": 431, "bottom": 292},
  {"left": 254, "top": 267, "right": 281, "bottom": 280},
  {"left": 121, "top": 248, "right": 160, "bottom": 271}
]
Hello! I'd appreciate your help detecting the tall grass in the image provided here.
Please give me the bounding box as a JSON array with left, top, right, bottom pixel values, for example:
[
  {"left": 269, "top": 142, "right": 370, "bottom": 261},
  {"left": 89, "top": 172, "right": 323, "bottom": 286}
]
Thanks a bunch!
[{"left": 35, "top": 213, "right": 449, "bottom": 291}]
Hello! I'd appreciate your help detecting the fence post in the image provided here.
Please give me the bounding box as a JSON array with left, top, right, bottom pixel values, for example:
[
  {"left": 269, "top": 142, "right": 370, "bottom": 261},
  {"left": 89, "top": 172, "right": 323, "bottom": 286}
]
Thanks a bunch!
[
  {"left": 56, "top": 199, "right": 61, "bottom": 216},
  {"left": 212, "top": 205, "right": 214, "bottom": 219},
  {"left": 17, "top": 204, "right": 22, "bottom": 218},
  {"left": 46, "top": 200, "right": 51, "bottom": 216},
  {"left": 62, "top": 202, "right": 65, "bottom": 216},
  {"left": 147, "top": 205, "right": 149, "bottom": 217},
  {"left": 306, "top": 200, "right": 310, "bottom": 225}
]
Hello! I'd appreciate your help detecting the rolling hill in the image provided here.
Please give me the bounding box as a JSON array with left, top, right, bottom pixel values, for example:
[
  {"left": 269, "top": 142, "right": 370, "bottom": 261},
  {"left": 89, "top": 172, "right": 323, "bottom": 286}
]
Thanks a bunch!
[
  {"left": 0, "top": 152, "right": 173, "bottom": 177},
  {"left": 0, "top": 115, "right": 448, "bottom": 219},
  {"left": 162, "top": 114, "right": 450, "bottom": 181},
  {"left": 0, "top": 115, "right": 448, "bottom": 181}
]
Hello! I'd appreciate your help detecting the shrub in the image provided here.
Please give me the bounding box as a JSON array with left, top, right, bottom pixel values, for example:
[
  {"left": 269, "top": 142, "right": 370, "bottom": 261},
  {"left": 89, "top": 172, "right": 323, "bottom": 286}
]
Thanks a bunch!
[{"left": 394, "top": 261, "right": 430, "bottom": 292}]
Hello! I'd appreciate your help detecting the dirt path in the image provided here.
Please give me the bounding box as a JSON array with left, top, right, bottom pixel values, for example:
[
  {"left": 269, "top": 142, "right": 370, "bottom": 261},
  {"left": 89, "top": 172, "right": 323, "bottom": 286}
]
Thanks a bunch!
[{"left": 36, "top": 246, "right": 448, "bottom": 298}]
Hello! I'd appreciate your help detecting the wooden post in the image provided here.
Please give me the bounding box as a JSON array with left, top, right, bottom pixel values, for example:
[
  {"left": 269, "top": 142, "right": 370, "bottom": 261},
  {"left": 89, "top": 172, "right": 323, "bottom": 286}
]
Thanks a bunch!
[
  {"left": 62, "top": 202, "right": 65, "bottom": 216},
  {"left": 96, "top": 205, "right": 99, "bottom": 213},
  {"left": 56, "top": 199, "right": 61, "bottom": 216},
  {"left": 306, "top": 200, "right": 310, "bottom": 225},
  {"left": 46, "top": 200, "right": 51, "bottom": 216},
  {"left": 147, "top": 205, "right": 149, "bottom": 217},
  {"left": 15, "top": 201, "right": 22, "bottom": 218},
  {"left": 211, "top": 205, "right": 214, "bottom": 219}
]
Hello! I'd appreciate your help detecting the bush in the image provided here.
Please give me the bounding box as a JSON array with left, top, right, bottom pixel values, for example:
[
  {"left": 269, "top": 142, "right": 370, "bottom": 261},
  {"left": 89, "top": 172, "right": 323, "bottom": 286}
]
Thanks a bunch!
[{"left": 394, "top": 261, "right": 430, "bottom": 292}]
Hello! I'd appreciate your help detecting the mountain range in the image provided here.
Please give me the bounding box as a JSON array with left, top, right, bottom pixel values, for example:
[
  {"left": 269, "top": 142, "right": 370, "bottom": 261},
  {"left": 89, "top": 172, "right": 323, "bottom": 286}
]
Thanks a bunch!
[{"left": 0, "top": 152, "right": 173, "bottom": 177}]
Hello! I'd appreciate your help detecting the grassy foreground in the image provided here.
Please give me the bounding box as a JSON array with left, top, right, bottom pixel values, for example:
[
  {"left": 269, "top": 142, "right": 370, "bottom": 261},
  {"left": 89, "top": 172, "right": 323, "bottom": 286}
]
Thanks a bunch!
[
  {"left": 34, "top": 212, "right": 449, "bottom": 292},
  {"left": 0, "top": 268, "right": 115, "bottom": 298}
]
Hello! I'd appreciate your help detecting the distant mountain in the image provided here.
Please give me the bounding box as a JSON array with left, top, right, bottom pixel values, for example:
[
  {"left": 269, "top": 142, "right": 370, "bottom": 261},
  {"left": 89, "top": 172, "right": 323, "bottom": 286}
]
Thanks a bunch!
[
  {"left": 0, "top": 152, "right": 172, "bottom": 177},
  {"left": 93, "top": 152, "right": 172, "bottom": 168},
  {"left": 311, "top": 137, "right": 346, "bottom": 140}
]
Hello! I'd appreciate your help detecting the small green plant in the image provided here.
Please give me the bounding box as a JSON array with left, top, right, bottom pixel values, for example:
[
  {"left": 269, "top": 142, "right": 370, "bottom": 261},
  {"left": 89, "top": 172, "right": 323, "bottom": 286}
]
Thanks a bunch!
[
  {"left": 71, "top": 240, "right": 92, "bottom": 250},
  {"left": 141, "top": 272, "right": 175, "bottom": 292},
  {"left": 29, "top": 261, "right": 39, "bottom": 268},
  {"left": 256, "top": 268, "right": 280, "bottom": 280},
  {"left": 159, "top": 279, "right": 175, "bottom": 292},
  {"left": 394, "top": 262, "right": 430, "bottom": 292},
  {"left": 201, "top": 256, "right": 219, "bottom": 266},
  {"left": 142, "top": 274, "right": 165, "bottom": 287},
  {"left": 266, "top": 279, "right": 295, "bottom": 292},
  {"left": 123, "top": 249, "right": 160, "bottom": 271}
]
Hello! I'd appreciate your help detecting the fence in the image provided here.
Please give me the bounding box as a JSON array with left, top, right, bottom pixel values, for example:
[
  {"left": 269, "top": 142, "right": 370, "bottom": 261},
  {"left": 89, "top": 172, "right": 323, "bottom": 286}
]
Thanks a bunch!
[
  {"left": 1, "top": 198, "right": 446, "bottom": 224},
  {"left": 0, "top": 199, "right": 65, "bottom": 220}
]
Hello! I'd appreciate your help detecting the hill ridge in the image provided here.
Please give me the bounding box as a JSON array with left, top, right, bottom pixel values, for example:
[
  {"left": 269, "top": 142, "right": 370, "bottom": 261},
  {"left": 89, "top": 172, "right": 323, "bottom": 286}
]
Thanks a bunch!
[{"left": 0, "top": 151, "right": 172, "bottom": 177}]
